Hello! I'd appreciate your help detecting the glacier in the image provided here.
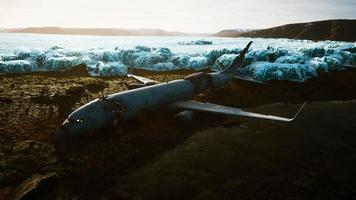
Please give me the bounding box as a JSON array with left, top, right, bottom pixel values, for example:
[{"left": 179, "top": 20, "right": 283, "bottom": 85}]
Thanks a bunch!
[{"left": 0, "top": 35, "right": 355, "bottom": 81}]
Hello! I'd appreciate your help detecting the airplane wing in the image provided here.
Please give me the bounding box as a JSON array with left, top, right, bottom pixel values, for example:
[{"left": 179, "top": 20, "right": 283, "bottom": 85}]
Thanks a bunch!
[
  {"left": 170, "top": 101, "right": 307, "bottom": 122},
  {"left": 127, "top": 74, "right": 159, "bottom": 85},
  {"left": 233, "top": 76, "right": 265, "bottom": 84},
  {"left": 343, "top": 64, "right": 356, "bottom": 68}
]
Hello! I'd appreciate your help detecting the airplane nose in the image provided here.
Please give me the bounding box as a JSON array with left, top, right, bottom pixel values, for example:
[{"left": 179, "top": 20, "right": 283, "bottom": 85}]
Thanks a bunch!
[{"left": 52, "top": 125, "right": 68, "bottom": 144}]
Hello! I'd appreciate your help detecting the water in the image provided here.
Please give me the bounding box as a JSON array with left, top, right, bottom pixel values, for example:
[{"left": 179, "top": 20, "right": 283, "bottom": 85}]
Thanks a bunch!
[
  {"left": 0, "top": 33, "right": 355, "bottom": 81},
  {"left": 1, "top": 33, "right": 352, "bottom": 54}
]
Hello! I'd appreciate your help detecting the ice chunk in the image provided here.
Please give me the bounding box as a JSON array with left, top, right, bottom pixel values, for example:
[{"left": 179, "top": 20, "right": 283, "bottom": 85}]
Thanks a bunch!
[
  {"left": 132, "top": 51, "right": 164, "bottom": 68},
  {"left": 203, "top": 48, "right": 241, "bottom": 63},
  {"left": 45, "top": 56, "right": 82, "bottom": 71},
  {"left": 15, "top": 49, "right": 42, "bottom": 60},
  {"left": 0, "top": 60, "right": 37, "bottom": 73},
  {"left": 134, "top": 46, "right": 151, "bottom": 52},
  {"left": 92, "top": 61, "right": 128, "bottom": 76},
  {"left": 275, "top": 55, "right": 305, "bottom": 64},
  {"left": 35, "top": 54, "right": 47, "bottom": 68},
  {"left": 49, "top": 46, "right": 63, "bottom": 50},
  {"left": 88, "top": 49, "right": 121, "bottom": 63},
  {"left": 240, "top": 62, "right": 317, "bottom": 81},
  {"left": 157, "top": 48, "right": 172, "bottom": 60},
  {"left": 170, "top": 54, "right": 190, "bottom": 68},
  {"left": 120, "top": 47, "right": 172, "bottom": 69},
  {"left": 351, "top": 53, "right": 356, "bottom": 65},
  {"left": 187, "top": 56, "right": 210, "bottom": 70},
  {"left": 1, "top": 54, "right": 18, "bottom": 61},
  {"left": 322, "top": 56, "right": 343, "bottom": 71},
  {"left": 153, "top": 62, "right": 176, "bottom": 71},
  {"left": 1, "top": 40, "right": 355, "bottom": 80},
  {"left": 178, "top": 39, "right": 213, "bottom": 45},
  {"left": 333, "top": 44, "right": 356, "bottom": 53},
  {"left": 247, "top": 47, "right": 289, "bottom": 63},
  {"left": 300, "top": 47, "right": 325, "bottom": 57},
  {"left": 308, "top": 58, "right": 329, "bottom": 73},
  {"left": 213, "top": 54, "right": 238, "bottom": 71}
]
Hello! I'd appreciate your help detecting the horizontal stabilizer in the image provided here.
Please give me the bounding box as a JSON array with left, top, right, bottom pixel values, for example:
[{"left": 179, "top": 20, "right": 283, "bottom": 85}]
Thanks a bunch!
[
  {"left": 170, "top": 101, "right": 307, "bottom": 122},
  {"left": 127, "top": 74, "right": 158, "bottom": 85},
  {"left": 233, "top": 76, "right": 265, "bottom": 84},
  {"left": 343, "top": 64, "right": 356, "bottom": 68}
]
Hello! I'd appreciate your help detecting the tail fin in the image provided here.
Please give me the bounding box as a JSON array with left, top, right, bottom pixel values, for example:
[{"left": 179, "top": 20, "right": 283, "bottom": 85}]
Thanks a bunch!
[{"left": 220, "top": 41, "right": 253, "bottom": 74}]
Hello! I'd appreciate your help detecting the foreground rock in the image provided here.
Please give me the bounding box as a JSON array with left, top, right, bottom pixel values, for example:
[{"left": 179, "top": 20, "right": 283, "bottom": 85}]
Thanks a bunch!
[
  {"left": 13, "top": 173, "right": 59, "bottom": 200},
  {"left": 0, "top": 140, "right": 57, "bottom": 187}
]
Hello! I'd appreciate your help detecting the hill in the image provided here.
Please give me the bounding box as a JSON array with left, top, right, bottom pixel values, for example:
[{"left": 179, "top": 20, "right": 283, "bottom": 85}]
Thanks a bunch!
[
  {"left": 212, "top": 29, "right": 255, "bottom": 37},
  {"left": 6, "top": 27, "right": 207, "bottom": 37},
  {"left": 238, "top": 19, "right": 356, "bottom": 42}
]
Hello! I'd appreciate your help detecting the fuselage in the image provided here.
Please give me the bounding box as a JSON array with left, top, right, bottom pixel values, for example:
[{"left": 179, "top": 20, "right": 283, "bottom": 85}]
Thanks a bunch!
[
  {"left": 110, "top": 79, "right": 196, "bottom": 120},
  {"left": 53, "top": 72, "right": 232, "bottom": 143}
]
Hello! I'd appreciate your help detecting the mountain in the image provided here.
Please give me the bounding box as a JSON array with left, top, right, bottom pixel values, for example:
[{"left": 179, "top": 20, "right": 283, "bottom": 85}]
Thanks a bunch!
[
  {"left": 5, "top": 27, "right": 208, "bottom": 37},
  {"left": 212, "top": 29, "right": 255, "bottom": 37},
  {"left": 4, "top": 19, "right": 356, "bottom": 41},
  {"left": 238, "top": 19, "right": 356, "bottom": 42}
]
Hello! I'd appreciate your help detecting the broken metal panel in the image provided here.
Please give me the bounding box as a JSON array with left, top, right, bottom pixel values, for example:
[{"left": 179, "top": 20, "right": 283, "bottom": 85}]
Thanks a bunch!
[
  {"left": 184, "top": 72, "right": 213, "bottom": 93},
  {"left": 210, "top": 73, "right": 233, "bottom": 89}
]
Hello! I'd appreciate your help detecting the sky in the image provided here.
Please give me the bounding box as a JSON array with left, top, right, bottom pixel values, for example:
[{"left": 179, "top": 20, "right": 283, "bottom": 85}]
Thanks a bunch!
[{"left": 0, "top": 0, "right": 355, "bottom": 33}]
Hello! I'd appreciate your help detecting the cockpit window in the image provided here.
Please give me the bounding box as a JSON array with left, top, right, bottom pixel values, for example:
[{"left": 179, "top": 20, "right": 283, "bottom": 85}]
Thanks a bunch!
[
  {"left": 66, "top": 118, "right": 84, "bottom": 124},
  {"left": 75, "top": 118, "right": 84, "bottom": 123}
]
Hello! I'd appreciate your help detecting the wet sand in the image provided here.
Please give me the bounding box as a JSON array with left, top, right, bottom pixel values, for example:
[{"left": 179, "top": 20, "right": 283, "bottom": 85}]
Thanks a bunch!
[{"left": 0, "top": 68, "right": 356, "bottom": 199}]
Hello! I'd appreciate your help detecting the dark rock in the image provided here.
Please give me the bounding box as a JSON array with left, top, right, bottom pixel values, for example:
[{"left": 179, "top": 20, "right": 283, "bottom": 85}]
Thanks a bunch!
[
  {"left": 0, "top": 97, "right": 13, "bottom": 104},
  {"left": 84, "top": 80, "right": 107, "bottom": 93},
  {"left": 0, "top": 140, "right": 56, "bottom": 187},
  {"left": 13, "top": 172, "right": 59, "bottom": 200},
  {"left": 29, "top": 95, "right": 52, "bottom": 104},
  {"left": 62, "top": 64, "right": 89, "bottom": 76}
]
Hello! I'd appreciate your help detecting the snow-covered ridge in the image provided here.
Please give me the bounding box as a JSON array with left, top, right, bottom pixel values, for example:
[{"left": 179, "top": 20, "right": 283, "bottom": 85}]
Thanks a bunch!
[{"left": 1, "top": 42, "right": 355, "bottom": 81}]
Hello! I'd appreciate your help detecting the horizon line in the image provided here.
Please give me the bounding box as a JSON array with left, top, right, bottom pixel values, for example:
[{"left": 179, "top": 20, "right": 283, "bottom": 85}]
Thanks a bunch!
[{"left": 1, "top": 18, "right": 355, "bottom": 34}]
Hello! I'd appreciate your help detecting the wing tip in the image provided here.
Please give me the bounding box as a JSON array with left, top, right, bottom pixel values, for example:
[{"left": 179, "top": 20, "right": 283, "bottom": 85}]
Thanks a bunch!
[{"left": 289, "top": 101, "right": 308, "bottom": 121}]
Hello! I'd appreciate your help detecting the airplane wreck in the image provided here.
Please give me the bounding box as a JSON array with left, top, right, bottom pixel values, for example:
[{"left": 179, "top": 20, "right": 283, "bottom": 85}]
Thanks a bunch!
[{"left": 53, "top": 41, "right": 306, "bottom": 144}]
